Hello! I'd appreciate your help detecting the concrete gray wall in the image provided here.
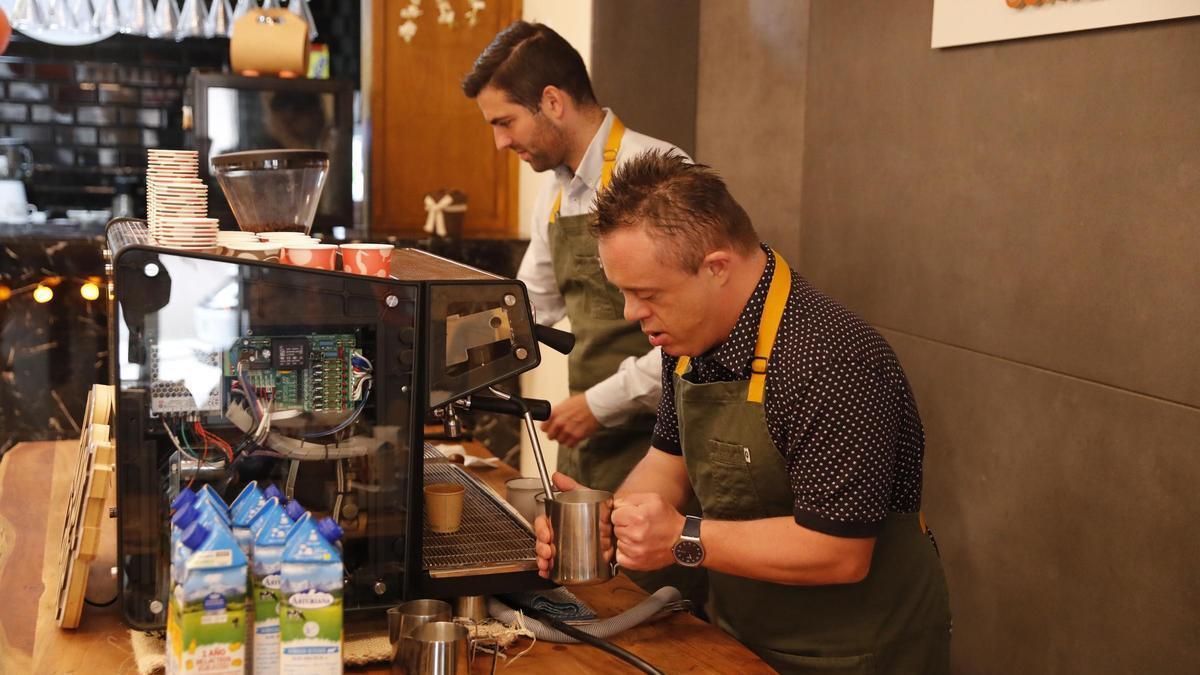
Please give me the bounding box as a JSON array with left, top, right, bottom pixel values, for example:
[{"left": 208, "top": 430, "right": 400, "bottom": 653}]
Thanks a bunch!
[
  {"left": 590, "top": 0, "right": 700, "bottom": 157},
  {"left": 795, "top": 2, "right": 1200, "bottom": 673},
  {"left": 598, "top": 0, "right": 1200, "bottom": 670},
  {"left": 695, "top": 0, "right": 809, "bottom": 263}
]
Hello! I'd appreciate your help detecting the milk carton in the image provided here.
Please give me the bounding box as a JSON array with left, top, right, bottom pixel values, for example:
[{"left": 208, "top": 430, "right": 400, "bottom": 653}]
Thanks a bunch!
[
  {"left": 198, "top": 484, "right": 231, "bottom": 520},
  {"left": 176, "top": 520, "right": 249, "bottom": 674},
  {"left": 229, "top": 481, "right": 269, "bottom": 557},
  {"left": 168, "top": 499, "right": 231, "bottom": 675},
  {"left": 249, "top": 500, "right": 293, "bottom": 675},
  {"left": 167, "top": 520, "right": 207, "bottom": 675},
  {"left": 279, "top": 514, "right": 344, "bottom": 674}
]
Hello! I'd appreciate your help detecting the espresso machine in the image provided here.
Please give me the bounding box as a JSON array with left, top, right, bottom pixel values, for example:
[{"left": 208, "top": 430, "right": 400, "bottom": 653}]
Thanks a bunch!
[
  {"left": 0, "top": 138, "right": 33, "bottom": 223},
  {"left": 107, "top": 155, "right": 567, "bottom": 630}
]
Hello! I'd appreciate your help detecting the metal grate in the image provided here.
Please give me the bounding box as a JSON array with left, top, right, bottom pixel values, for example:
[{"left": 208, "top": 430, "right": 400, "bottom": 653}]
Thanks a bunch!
[{"left": 422, "top": 460, "right": 537, "bottom": 578}]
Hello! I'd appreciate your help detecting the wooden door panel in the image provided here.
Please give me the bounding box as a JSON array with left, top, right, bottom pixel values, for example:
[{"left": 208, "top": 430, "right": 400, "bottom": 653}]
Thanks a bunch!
[{"left": 371, "top": 0, "right": 521, "bottom": 237}]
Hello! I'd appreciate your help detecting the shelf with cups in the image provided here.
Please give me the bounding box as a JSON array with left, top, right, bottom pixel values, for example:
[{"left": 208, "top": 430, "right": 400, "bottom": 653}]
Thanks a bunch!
[{"left": 7, "top": 0, "right": 320, "bottom": 45}]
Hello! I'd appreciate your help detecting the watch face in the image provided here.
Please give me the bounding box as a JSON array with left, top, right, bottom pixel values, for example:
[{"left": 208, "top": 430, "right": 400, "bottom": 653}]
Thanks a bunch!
[{"left": 673, "top": 540, "right": 704, "bottom": 566}]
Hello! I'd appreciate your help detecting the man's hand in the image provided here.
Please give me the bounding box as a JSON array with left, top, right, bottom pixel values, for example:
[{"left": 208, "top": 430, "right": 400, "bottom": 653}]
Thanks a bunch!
[
  {"left": 541, "top": 393, "right": 601, "bottom": 447},
  {"left": 611, "top": 492, "right": 686, "bottom": 571},
  {"left": 533, "top": 472, "right": 584, "bottom": 579}
]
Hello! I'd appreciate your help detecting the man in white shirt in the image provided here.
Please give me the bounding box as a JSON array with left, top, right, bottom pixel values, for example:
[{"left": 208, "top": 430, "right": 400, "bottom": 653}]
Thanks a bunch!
[{"left": 463, "top": 22, "right": 705, "bottom": 602}]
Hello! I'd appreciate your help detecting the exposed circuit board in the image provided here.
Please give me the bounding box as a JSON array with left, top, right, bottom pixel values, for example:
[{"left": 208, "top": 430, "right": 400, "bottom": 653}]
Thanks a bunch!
[{"left": 224, "top": 334, "right": 359, "bottom": 413}]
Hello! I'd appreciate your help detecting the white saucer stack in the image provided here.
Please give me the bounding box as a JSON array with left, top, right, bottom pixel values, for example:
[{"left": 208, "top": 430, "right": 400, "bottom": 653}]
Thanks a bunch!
[{"left": 147, "top": 149, "right": 218, "bottom": 252}]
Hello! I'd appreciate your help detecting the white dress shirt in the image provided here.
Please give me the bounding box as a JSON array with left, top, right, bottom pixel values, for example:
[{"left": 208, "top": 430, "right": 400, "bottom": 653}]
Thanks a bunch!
[{"left": 516, "top": 109, "right": 687, "bottom": 427}]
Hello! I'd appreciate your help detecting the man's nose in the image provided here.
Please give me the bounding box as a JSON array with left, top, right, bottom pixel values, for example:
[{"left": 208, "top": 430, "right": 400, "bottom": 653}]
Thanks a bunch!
[
  {"left": 623, "top": 295, "right": 649, "bottom": 323},
  {"left": 493, "top": 128, "right": 511, "bottom": 151}
]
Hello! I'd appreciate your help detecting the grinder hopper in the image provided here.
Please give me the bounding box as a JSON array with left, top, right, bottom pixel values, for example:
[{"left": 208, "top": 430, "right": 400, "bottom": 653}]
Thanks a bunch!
[{"left": 211, "top": 148, "right": 329, "bottom": 234}]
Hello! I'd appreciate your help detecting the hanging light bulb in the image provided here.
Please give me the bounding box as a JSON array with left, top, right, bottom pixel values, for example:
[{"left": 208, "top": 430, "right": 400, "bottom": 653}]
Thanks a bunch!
[
  {"left": 93, "top": 0, "right": 121, "bottom": 33},
  {"left": 33, "top": 284, "right": 53, "bottom": 303},
  {"left": 80, "top": 281, "right": 100, "bottom": 301},
  {"left": 205, "top": 0, "right": 232, "bottom": 37},
  {"left": 69, "top": 0, "right": 95, "bottom": 34},
  {"left": 0, "top": 285, "right": 11, "bottom": 302},
  {"left": 10, "top": 0, "right": 46, "bottom": 31},
  {"left": 176, "top": 0, "right": 206, "bottom": 39},
  {"left": 232, "top": 0, "right": 257, "bottom": 20},
  {"left": 44, "top": 0, "right": 75, "bottom": 31},
  {"left": 153, "top": 0, "right": 179, "bottom": 40},
  {"left": 120, "top": 0, "right": 154, "bottom": 35},
  {"left": 287, "top": 0, "right": 316, "bottom": 42}
]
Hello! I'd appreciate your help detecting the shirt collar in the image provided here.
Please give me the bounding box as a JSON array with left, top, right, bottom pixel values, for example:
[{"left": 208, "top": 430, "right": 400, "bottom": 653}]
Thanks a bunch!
[
  {"left": 703, "top": 244, "right": 776, "bottom": 375},
  {"left": 553, "top": 108, "right": 615, "bottom": 194}
]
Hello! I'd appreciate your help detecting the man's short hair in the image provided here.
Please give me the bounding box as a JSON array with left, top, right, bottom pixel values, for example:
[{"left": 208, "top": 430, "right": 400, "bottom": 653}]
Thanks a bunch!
[
  {"left": 461, "top": 21, "right": 597, "bottom": 111},
  {"left": 592, "top": 150, "right": 760, "bottom": 272}
]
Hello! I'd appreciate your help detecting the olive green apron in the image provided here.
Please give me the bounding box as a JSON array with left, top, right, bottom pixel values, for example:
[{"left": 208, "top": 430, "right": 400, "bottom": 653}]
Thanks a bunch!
[
  {"left": 547, "top": 116, "right": 655, "bottom": 493},
  {"left": 674, "top": 255, "right": 951, "bottom": 674},
  {"left": 548, "top": 117, "right": 706, "bottom": 604}
]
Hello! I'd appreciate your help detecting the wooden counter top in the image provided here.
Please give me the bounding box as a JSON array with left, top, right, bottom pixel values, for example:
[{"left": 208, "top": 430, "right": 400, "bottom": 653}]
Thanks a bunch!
[{"left": 0, "top": 439, "right": 773, "bottom": 674}]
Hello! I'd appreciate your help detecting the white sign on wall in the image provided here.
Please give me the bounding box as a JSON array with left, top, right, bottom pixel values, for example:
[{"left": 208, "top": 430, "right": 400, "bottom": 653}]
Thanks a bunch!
[{"left": 932, "top": 0, "right": 1200, "bottom": 48}]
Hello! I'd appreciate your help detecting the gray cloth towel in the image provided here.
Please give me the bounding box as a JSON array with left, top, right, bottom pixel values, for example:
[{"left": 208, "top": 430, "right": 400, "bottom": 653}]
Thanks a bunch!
[{"left": 500, "top": 586, "right": 596, "bottom": 622}]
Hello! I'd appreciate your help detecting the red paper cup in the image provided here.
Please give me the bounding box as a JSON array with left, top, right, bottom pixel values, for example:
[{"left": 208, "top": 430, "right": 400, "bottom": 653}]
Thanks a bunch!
[
  {"left": 339, "top": 244, "right": 394, "bottom": 277},
  {"left": 281, "top": 244, "right": 339, "bottom": 270}
]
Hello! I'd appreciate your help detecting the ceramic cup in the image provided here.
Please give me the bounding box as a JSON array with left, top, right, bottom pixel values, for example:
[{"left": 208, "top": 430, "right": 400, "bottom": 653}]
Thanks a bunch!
[
  {"left": 222, "top": 242, "right": 281, "bottom": 261},
  {"left": 281, "top": 243, "right": 339, "bottom": 270},
  {"left": 340, "top": 243, "right": 394, "bottom": 277},
  {"left": 505, "top": 477, "right": 552, "bottom": 524}
]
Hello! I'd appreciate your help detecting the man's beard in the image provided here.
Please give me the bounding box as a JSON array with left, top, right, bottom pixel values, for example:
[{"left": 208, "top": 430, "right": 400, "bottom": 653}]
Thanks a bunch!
[{"left": 521, "top": 115, "right": 570, "bottom": 172}]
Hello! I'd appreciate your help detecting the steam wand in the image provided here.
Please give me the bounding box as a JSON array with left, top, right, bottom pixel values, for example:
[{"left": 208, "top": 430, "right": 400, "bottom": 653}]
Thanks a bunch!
[{"left": 486, "top": 386, "right": 555, "bottom": 504}]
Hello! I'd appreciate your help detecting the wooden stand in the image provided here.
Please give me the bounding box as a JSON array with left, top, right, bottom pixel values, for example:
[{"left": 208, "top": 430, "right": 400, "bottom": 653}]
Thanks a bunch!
[{"left": 54, "top": 384, "right": 116, "bottom": 629}]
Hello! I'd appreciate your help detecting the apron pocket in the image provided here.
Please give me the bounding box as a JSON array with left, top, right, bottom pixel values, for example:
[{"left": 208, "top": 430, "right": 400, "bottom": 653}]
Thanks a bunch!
[
  {"left": 756, "top": 647, "right": 876, "bottom": 675},
  {"left": 572, "top": 253, "right": 623, "bottom": 320},
  {"left": 696, "top": 439, "right": 765, "bottom": 520}
]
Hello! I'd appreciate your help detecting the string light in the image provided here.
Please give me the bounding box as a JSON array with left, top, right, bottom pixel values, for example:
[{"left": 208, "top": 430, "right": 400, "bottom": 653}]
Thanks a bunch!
[{"left": 0, "top": 275, "right": 105, "bottom": 303}]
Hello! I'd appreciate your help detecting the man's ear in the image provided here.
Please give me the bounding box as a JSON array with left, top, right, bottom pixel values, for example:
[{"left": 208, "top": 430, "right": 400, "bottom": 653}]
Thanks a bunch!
[
  {"left": 540, "top": 85, "right": 566, "bottom": 119},
  {"left": 701, "top": 249, "right": 733, "bottom": 284}
]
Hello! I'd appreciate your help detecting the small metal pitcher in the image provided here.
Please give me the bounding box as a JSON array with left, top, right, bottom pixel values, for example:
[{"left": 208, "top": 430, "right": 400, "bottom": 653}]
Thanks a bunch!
[
  {"left": 388, "top": 599, "right": 453, "bottom": 672},
  {"left": 539, "top": 489, "right": 616, "bottom": 586}
]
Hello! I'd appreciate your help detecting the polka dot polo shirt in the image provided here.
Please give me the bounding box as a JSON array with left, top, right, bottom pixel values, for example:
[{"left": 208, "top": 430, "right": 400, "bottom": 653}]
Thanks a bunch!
[{"left": 652, "top": 245, "right": 926, "bottom": 538}]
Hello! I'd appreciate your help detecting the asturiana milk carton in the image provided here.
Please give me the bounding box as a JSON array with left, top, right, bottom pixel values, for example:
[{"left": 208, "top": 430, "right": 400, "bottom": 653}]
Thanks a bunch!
[
  {"left": 168, "top": 496, "right": 232, "bottom": 675},
  {"left": 249, "top": 499, "right": 293, "bottom": 675},
  {"left": 175, "top": 519, "right": 249, "bottom": 674},
  {"left": 198, "top": 484, "right": 231, "bottom": 521},
  {"left": 279, "top": 513, "right": 344, "bottom": 674},
  {"left": 229, "top": 481, "right": 270, "bottom": 557}
]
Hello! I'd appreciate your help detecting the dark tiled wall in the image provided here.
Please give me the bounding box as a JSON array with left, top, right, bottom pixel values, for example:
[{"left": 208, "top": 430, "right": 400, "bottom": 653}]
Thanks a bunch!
[{"left": 0, "top": 35, "right": 228, "bottom": 214}]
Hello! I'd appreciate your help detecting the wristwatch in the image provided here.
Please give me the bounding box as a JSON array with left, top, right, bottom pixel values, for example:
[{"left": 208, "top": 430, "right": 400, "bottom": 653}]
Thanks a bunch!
[{"left": 672, "top": 515, "right": 705, "bottom": 567}]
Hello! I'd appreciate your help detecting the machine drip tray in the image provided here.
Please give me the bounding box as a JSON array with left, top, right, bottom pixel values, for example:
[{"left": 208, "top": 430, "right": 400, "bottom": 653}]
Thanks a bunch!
[{"left": 423, "top": 451, "right": 538, "bottom": 578}]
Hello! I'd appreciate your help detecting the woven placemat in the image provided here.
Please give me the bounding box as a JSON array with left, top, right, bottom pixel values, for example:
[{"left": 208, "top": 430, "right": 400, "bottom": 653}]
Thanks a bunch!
[{"left": 129, "top": 618, "right": 528, "bottom": 673}]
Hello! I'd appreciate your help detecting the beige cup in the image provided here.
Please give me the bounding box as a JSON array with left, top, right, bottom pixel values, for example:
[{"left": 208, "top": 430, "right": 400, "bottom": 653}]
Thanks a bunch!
[
  {"left": 223, "top": 242, "right": 281, "bottom": 261},
  {"left": 424, "top": 483, "right": 465, "bottom": 534}
]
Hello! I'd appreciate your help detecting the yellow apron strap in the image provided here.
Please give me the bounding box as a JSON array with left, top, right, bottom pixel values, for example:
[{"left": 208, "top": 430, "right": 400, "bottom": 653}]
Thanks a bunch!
[
  {"left": 674, "top": 355, "right": 690, "bottom": 376},
  {"left": 549, "top": 116, "right": 624, "bottom": 225},
  {"left": 747, "top": 254, "right": 791, "bottom": 404},
  {"left": 599, "top": 116, "right": 625, "bottom": 190},
  {"left": 549, "top": 190, "right": 563, "bottom": 225}
]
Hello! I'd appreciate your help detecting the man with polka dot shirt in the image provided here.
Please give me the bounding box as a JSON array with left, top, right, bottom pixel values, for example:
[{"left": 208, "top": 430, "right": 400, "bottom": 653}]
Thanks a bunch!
[{"left": 532, "top": 150, "right": 951, "bottom": 674}]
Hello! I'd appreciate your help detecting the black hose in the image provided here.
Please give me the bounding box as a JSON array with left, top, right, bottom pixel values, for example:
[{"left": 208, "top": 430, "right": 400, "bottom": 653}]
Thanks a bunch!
[{"left": 518, "top": 604, "right": 665, "bottom": 675}]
